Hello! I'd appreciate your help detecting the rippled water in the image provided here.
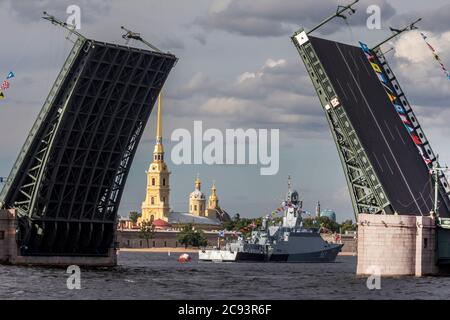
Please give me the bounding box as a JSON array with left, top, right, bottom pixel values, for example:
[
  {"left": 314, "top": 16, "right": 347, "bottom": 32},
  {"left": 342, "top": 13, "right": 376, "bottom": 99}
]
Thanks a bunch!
[{"left": 1, "top": 252, "right": 450, "bottom": 299}]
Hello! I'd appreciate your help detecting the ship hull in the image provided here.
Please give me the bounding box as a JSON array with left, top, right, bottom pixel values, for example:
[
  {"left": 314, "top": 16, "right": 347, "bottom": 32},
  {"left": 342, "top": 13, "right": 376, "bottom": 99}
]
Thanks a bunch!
[
  {"left": 198, "top": 244, "right": 343, "bottom": 263},
  {"left": 270, "top": 244, "right": 343, "bottom": 262}
]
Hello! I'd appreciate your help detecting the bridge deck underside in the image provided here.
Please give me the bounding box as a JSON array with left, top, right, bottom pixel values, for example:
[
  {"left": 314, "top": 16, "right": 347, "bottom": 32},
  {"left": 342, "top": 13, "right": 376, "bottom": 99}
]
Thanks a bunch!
[
  {"left": 309, "top": 36, "right": 449, "bottom": 217},
  {"left": 3, "top": 40, "right": 176, "bottom": 255}
]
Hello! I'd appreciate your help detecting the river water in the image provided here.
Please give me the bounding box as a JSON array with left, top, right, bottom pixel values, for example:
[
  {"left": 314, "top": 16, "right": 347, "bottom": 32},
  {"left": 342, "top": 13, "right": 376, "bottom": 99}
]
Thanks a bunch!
[{"left": 0, "top": 252, "right": 449, "bottom": 299}]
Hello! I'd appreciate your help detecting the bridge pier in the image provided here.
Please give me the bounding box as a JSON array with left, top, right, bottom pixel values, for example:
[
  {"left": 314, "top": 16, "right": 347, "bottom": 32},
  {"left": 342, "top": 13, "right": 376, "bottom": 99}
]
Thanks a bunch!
[
  {"left": 357, "top": 213, "right": 440, "bottom": 277},
  {"left": 0, "top": 209, "right": 117, "bottom": 267}
]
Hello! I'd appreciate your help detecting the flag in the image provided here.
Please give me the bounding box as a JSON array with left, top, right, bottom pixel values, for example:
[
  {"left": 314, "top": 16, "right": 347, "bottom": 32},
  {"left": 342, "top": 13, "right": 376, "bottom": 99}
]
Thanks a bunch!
[
  {"left": 387, "top": 93, "right": 396, "bottom": 102},
  {"left": 419, "top": 32, "right": 450, "bottom": 81},
  {"left": 422, "top": 156, "right": 432, "bottom": 165},
  {"left": 411, "top": 134, "right": 422, "bottom": 145},
  {"left": 394, "top": 104, "right": 405, "bottom": 113},
  {"left": 399, "top": 114, "right": 411, "bottom": 125},
  {"left": 218, "top": 230, "right": 225, "bottom": 237},
  {"left": 6, "top": 71, "right": 15, "bottom": 80},
  {"left": 0, "top": 91, "right": 5, "bottom": 100},
  {"left": 404, "top": 124, "right": 414, "bottom": 133},
  {"left": 1, "top": 80, "right": 10, "bottom": 91}
]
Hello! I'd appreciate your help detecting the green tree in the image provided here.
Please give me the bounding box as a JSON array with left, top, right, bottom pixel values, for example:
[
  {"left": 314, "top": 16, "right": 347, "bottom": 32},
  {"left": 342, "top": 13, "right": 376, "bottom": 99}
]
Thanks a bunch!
[
  {"left": 177, "top": 223, "right": 208, "bottom": 248},
  {"left": 129, "top": 211, "right": 141, "bottom": 224},
  {"left": 139, "top": 219, "right": 156, "bottom": 247},
  {"left": 340, "top": 219, "right": 357, "bottom": 233},
  {"left": 316, "top": 216, "right": 340, "bottom": 233}
]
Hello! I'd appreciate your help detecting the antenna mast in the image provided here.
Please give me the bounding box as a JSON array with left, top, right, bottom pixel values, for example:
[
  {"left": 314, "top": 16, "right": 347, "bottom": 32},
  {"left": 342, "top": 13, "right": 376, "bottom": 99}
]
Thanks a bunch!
[
  {"left": 307, "top": 0, "right": 359, "bottom": 35},
  {"left": 121, "top": 26, "right": 162, "bottom": 53},
  {"left": 42, "top": 11, "right": 85, "bottom": 40},
  {"left": 371, "top": 18, "right": 422, "bottom": 51}
]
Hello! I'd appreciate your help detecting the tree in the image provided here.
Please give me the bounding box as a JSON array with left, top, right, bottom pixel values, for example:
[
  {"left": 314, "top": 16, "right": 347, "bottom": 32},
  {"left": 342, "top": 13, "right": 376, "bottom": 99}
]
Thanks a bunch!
[
  {"left": 340, "top": 219, "right": 357, "bottom": 233},
  {"left": 139, "top": 219, "right": 156, "bottom": 248},
  {"left": 129, "top": 211, "right": 141, "bottom": 224},
  {"left": 177, "top": 223, "right": 208, "bottom": 248}
]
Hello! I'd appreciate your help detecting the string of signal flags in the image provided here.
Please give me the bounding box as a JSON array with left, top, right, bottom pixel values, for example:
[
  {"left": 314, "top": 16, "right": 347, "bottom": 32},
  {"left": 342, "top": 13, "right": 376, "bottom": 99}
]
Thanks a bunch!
[
  {"left": 0, "top": 71, "right": 15, "bottom": 100},
  {"left": 419, "top": 32, "right": 450, "bottom": 81}
]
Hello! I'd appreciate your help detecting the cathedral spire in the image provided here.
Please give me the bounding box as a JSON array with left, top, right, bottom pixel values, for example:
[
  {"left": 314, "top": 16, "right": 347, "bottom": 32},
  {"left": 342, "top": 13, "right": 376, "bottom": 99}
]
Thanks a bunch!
[{"left": 154, "top": 93, "right": 164, "bottom": 156}]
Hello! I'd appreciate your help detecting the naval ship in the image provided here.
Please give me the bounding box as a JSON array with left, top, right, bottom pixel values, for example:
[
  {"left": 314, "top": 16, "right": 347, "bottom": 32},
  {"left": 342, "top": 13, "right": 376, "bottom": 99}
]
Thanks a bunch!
[{"left": 199, "top": 180, "right": 343, "bottom": 262}]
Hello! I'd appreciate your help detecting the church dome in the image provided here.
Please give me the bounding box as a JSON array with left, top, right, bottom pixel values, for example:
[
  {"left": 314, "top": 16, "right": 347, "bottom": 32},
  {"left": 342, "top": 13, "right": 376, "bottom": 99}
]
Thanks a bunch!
[
  {"left": 190, "top": 189, "right": 205, "bottom": 199},
  {"left": 190, "top": 174, "right": 205, "bottom": 199}
]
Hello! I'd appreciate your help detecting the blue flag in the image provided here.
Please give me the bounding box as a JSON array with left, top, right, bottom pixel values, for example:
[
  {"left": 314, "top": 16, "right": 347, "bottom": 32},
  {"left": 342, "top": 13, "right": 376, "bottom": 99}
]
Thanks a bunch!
[
  {"left": 394, "top": 104, "right": 405, "bottom": 114},
  {"left": 6, "top": 71, "right": 15, "bottom": 80}
]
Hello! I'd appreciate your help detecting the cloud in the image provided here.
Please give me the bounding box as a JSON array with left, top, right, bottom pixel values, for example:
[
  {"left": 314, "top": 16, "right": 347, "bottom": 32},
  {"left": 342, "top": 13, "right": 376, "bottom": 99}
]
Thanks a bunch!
[
  {"left": 165, "top": 57, "right": 327, "bottom": 141},
  {"left": 192, "top": 33, "right": 207, "bottom": 45},
  {"left": 5, "top": 0, "right": 112, "bottom": 24},
  {"left": 394, "top": 3, "right": 450, "bottom": 33},
  {"left": 158, "top": 36, "right": 185, "bottom": 50},
  {"left": 391, "top": 30, "right": 450, "bottom": 107},
  {"left": 194, "top": 0, "right": 396, "bottom": 37}
]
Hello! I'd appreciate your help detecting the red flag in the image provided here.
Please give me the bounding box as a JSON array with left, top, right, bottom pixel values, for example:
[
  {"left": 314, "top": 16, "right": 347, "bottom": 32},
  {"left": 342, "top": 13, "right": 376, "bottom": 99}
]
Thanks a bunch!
[
  {"left": 0, "top": 80, "right": 9, "bottom": 91},
  {"left": 411, "top": 134, "right": 422, "bottom": 145}
]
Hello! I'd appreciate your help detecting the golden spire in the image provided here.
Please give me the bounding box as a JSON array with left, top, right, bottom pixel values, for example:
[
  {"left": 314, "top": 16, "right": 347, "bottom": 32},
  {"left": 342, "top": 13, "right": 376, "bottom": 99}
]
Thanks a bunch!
[
  {"left": 195, "top": 173, "right": 201, "bottom": 190},
  {"left": 211, "top": 181, "right": 217, "bottom": 197},
  {"left": 154, "top": 92, "right": 164, "bottom": 155},
  {"left": 208, "top": 180, "right": 219, "bottom": 209}
]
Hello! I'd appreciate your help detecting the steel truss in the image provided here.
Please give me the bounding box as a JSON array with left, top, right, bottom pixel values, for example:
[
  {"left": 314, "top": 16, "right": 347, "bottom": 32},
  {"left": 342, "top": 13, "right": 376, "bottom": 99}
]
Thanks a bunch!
[
  {"left": 0, "top": 33, "right": 177, "bottom": 255},
  {"left": 292, "top": 29, "right": 393, "bottom": 219}
]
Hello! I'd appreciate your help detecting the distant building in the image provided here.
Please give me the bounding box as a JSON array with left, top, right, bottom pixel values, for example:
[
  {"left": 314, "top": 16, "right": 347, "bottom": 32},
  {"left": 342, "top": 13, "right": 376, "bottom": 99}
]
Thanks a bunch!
[
  {"left": 137, "top": 94, "right": 230, "bottom": 230},
  {"left": 320, "top": 209, "right": 336, "bottom": 222}
]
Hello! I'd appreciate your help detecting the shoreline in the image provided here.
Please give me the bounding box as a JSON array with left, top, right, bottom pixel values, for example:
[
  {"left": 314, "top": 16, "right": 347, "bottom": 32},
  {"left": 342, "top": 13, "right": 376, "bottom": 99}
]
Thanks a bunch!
[
  {"left": 118, "top": 248, "right": 357, "bottom": 256},
  {"left": 119, "top": 247, "right": 199, "bottom": 253}
]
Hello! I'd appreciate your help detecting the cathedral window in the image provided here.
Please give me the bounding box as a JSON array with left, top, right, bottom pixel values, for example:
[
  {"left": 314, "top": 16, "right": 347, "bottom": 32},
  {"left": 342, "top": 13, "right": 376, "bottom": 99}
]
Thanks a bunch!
[
  {"left": 152, "top": 178, "right": 155, "bottom": 186},
  {"left": 163, "top": 178, "right": 166, "bottom": 186},
  {"left": 194, "top": 205, "right": 197, "bottom": 211},
  {"left": 151, "top": 197, "right": 155, "bottom": 205}
]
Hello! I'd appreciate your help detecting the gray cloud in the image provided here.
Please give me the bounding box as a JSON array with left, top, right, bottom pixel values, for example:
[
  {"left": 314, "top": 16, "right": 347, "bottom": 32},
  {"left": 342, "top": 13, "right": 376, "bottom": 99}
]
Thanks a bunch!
[
  {"left": 165, "top": 57, "right": 327, "bottom": 141},
  {"left": 394, "top": 4, "right": 450, "bottom": 33},
  {"left": 195, "top": 0, "right": 396, "bottom": 37},
  {"left": 158, "top": 36, "right": 185, "bottom": 50}
]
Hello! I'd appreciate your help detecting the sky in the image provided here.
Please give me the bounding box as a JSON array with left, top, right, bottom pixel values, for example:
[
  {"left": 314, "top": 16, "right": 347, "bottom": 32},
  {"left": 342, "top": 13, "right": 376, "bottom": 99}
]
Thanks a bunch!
[{"left": 0, "top": 0, "right": 449, "bottom": 222}]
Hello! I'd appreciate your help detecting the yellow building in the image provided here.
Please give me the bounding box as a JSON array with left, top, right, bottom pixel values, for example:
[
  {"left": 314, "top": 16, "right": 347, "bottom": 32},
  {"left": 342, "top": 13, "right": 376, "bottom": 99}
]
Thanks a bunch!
[
  {"left": 140, "top": 94, "right": 171, "bottom": 223},
  {"left": 206, "top": 182, "right": 219, "bottom": 218},
  {"left": 138, "top": 93, "right": 230, "bottom": 229},
  {"left": 189, "top": 175, "right": 206, "bottom": 216}
]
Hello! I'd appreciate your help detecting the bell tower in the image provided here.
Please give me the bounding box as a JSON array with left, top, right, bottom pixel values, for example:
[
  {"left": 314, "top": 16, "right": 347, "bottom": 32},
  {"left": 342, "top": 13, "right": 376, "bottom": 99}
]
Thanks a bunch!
[{"left": 141, "top": 93, "right": 171, "bottom": 222}]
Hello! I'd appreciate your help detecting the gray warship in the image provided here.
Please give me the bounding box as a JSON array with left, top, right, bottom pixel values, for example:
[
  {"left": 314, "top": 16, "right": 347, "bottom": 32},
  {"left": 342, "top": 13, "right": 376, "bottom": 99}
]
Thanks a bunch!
[{"left": 199, "top": 180, "right": 343, "bottom": 262}]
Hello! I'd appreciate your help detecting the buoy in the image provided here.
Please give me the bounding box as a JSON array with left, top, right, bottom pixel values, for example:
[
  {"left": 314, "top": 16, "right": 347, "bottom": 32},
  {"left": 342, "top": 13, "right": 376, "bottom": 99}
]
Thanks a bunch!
[{"left": 178, "top": 253, "right": 192, "bottom": 263}]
